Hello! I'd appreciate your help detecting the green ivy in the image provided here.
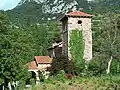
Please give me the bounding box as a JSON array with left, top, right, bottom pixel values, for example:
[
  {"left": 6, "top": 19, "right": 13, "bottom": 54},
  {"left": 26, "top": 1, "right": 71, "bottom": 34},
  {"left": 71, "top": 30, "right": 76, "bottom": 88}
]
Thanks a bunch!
[{"left": 70, "top": 30, "right": 85, "bottom": 73}]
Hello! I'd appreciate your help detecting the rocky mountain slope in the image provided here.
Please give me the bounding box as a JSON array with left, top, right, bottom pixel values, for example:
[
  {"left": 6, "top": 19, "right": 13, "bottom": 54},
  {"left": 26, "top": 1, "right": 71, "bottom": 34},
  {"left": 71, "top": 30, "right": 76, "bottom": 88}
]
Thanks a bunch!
[
  {"left": 7, "top": 0, "right": 120, "bottom": 26},
  {"left": 6, "top": 0, "right": 90, "bottom": 26},
  {"left": 18, "top": 0, "right": 89, "bottom": 14}
]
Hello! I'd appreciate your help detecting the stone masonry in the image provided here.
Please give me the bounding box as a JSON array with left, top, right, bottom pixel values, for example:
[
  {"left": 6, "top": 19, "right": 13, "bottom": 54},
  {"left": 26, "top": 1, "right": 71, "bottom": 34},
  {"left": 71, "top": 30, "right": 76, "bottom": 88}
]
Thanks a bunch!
[{"left": 60, "top": 11, "right": 93, "bottom": 61}]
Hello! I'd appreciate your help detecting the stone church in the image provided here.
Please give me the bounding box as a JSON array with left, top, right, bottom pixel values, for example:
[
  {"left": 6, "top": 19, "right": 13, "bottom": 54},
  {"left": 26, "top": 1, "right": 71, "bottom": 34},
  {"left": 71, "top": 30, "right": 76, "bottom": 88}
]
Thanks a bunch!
[{"left": 50, "top": 11, "right": 93, "bottom": 61}]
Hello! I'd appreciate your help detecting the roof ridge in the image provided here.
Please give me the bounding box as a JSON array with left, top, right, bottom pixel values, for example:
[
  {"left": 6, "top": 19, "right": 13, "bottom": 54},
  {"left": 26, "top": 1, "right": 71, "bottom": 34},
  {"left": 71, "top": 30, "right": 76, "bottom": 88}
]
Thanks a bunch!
[{"left": 67, "top": 10, "right": 93, "bottom": 17}]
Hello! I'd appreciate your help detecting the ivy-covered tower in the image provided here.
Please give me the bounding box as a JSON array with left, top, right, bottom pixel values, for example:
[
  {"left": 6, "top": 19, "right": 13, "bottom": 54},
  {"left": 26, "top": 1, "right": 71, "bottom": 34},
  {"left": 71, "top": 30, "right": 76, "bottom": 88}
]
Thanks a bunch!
[{"left": 60, "top": 11, "right": 93, "bottom": 61}]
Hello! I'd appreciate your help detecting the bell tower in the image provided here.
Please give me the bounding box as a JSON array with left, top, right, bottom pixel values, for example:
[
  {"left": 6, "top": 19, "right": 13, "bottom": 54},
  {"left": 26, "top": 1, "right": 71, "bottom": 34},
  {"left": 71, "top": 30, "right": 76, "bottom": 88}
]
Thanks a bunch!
[{"left": 60, "top": 11, "right": 93, "bottom": 61}]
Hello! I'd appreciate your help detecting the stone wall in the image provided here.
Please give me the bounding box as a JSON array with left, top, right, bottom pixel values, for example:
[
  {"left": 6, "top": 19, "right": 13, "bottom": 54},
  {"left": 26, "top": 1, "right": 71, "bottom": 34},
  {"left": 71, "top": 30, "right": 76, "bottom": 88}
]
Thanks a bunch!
[
  {"left": 63, "top": 17, "right": 92, "bottom": 61},
  {"left": 38, "top": 64, "right": 51, "bottom": 71},
  {"left": 62, "top": 19, "right": 68, "bottom": 58}
]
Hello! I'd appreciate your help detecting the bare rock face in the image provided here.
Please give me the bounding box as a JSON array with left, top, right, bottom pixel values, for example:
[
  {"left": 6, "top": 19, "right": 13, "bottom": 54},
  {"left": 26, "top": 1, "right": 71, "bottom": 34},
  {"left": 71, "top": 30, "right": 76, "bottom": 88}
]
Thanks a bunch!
[
  {"left": 17, "top": 0, "right": 89, "bottom": 14},
  {"left": 7, "top": 0, "right": 90, "bottom": 25}
]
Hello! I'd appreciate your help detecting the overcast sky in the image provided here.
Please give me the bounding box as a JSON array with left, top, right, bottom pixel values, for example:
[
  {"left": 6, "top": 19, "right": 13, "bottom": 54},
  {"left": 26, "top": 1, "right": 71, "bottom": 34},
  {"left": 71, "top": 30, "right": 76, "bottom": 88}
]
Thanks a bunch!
[{"left": 0, "top": 0, "right": 21, "bottom": 10}]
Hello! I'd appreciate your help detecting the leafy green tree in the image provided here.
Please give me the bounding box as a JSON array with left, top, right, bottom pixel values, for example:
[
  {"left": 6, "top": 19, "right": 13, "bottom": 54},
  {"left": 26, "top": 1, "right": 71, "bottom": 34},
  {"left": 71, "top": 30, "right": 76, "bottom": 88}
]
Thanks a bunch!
[
  {"left": 0, "top": 11, "right": 10, "bottom": 33},
  {"left": 91, "top": 0, "right": 120, "bottom": 14},
  {"left": 26, "top": 21, "right": 60, "bottom": 56},
  {"left": 0, "top": 12, "right": 35, "bottom": 88},
  {"left": 0, "top": 29, "right": 34, "bottom": 83},
  {"left": 0, "top": 11, "right": 10, "bottom": 83},
  {"left": 92, "top": 13, "right": 120, "bottom": 74}
]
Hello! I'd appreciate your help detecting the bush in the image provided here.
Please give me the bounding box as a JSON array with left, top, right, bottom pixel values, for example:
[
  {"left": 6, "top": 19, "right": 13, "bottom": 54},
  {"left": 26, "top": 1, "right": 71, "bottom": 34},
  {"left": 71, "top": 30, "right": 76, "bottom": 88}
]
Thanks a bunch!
[
  {"left": 30, "top": 78, "right": 35, "bottom": 85},
  {"left": 16, "top": 80, "right": 26, "bottom": 90},
  {"left": 87, "top": 59, "right": 107, "bottom": 76},
  {"left": 111, "top": 60, "right": 120, "bottom": 74},
  {"left": 55, "top": 70, "right": 67, "bottom": 83},
  {"left": 38, "top": 71, "right": 45, "bottom": 82},
  {"left": 68, "top": 60, "right": 85, "bottom": 75},
  {"left": 49, "top": 56, "right": 68, "bottom": 75},
  {"left": 0, "top": 78, "right": 3, "bottom": 84}
]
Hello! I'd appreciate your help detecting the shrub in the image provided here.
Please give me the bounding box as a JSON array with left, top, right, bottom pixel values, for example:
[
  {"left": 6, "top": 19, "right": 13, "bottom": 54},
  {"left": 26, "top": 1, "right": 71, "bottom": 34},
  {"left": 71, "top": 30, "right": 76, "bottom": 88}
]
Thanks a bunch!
[
  {"left": 30, "top": 78, "right": 35, "bottom": 86},
  {"left": 0, "top": 78, "right": 3, "bottom": 85},
  {"left": 16, "top": 80, "right": 26, "bottom": 90},
  {"left": 55, "top": 70, "right": 66, "bottom": 83},
  {"left": 87, "top": 59, "right": 107, "bottom": 76},
  {"left": 49, "top": 56, "right": 68, "bottom": 75},
  {"left": 68, "top": 60, "right": 85, "bottom": 76},
  {"left": 38, "top": 71, "right": 45, "bottom": 82}
]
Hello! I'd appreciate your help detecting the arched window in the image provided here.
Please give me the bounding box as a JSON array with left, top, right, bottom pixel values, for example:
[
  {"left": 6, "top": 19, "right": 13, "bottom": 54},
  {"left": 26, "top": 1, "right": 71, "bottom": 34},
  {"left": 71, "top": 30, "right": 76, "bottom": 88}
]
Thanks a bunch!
[{"left": 78, "top": 20, "right": 82, "bottom": 24}]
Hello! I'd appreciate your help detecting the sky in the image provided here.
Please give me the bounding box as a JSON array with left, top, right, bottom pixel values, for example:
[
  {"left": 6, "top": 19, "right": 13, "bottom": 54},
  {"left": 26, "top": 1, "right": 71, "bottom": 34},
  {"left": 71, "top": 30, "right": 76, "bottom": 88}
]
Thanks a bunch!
[{"left": 0, "top": 0, "right": 21, "bottom": 10}]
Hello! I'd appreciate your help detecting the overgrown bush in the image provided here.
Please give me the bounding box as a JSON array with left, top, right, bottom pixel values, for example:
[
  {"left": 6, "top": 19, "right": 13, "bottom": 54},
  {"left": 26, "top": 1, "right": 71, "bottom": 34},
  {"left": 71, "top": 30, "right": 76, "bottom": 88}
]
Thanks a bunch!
[
  {"left": 0, "top": 78, "right": 3, "bottom": 85},
  {"left": 87, "top": 58, "right": 109, "bottom": 76},
  {"left": 49, "top": 56, "right": 68, "bottom": 75},
  {"left": 16, "top": 80, "right": 26, "bottom": 90},
  {"left": 87, "top": 58, "right": 120, "bottom": 76},
  {"left": 111, "top": 60, "right": 120, "bottom": 74},
  {"left": 87, "top": 59, "right": 102, "bottom": 76},
  {"left": 55, "top": 70, "right": 67, "bottom": 83},
  {"left": 30, "top": 78, "right": 36, "bottom": 85},
  {"left": 38, "top": 71, "right": 45, "bottom": 82}
]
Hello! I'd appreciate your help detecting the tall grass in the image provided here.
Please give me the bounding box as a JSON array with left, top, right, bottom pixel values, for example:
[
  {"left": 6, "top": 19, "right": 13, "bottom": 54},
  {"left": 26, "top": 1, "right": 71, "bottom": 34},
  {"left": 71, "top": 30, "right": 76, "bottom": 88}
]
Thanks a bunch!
[{"left": 27, "top": 75, "right": 120, "bottom": 90}]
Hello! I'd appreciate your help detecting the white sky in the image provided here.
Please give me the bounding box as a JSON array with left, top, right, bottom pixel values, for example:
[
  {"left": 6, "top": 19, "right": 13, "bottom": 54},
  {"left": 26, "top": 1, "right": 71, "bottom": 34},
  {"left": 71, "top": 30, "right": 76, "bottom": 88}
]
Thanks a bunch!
[{"left": 0, "top": 0, "right": 21, "bottom": 10}]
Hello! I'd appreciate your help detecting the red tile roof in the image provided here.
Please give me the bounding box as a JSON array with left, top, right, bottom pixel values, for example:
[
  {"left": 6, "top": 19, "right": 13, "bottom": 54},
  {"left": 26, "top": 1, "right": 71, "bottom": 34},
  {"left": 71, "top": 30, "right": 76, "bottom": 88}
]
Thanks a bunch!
[
  {"left": 60, "top": 11, "right": 93, "bottom": 21},
  {"left": 67, "top": 11, "right": 93, "bottom": 17},
  {"left": 28, "top": 61, "right": 38, "bottom": 70},
  {"left": 34, "top": 56, "right": 52, "bottom": 64}
]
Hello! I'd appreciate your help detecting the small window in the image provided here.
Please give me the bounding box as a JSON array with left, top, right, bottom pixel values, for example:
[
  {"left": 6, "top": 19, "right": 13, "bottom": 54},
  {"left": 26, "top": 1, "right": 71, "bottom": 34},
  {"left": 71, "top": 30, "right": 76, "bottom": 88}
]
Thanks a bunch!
[{"left": 78, "top": 20, "right": 82, "bottom": 24}]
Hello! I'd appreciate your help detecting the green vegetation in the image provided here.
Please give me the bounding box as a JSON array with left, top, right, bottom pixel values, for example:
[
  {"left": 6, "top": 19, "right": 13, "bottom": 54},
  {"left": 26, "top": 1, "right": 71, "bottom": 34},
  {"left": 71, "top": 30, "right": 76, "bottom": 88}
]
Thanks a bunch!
[
  {"left": 70, "top": 30, "right": 84, "bottom": 64},
  {"left": 91, "top": 0, "right": 120, "bottom": 14},
  {"left": 6, "top": 0, "right": 120, "bottom": 26},
  {"left": 92, "top": 13, "right": 120, "bottom": 75},
  {"left": 0, "top": 11, "right": 35, "bottom": 86},
  {"left": 28, "top": 73, "right": 120, "bottom": 90},
  {"left": 0, "top": 11, "right": 60, "bottom": 89},
  {"left": 6, "top": 0, "right": 90, "bottom": 26},
  {"left": 70, "top": 30, "right": 85, "bottom": 74},
  {"left": 0, "top": 0, "right": 120, "bottom": 89}
]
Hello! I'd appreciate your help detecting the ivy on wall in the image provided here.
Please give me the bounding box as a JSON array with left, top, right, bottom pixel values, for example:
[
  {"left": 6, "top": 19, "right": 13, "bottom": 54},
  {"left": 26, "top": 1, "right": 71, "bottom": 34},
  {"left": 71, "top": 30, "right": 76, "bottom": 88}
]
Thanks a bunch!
[{"left": 70, "top": 29, "right": 85, "bottom": 72}]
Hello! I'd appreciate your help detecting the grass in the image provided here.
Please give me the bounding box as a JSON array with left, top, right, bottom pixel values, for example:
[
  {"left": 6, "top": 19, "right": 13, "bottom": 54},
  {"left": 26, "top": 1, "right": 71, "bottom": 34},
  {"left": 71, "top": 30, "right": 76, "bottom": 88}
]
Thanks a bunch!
[{"left": 26, "top": 75, "right": 120, "bottom": 90}]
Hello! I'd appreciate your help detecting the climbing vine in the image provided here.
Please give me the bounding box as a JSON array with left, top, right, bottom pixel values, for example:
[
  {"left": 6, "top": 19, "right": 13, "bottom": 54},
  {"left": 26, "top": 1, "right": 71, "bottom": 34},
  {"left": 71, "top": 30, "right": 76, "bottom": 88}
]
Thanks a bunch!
[{"left": 70, "top": 30, "right": 85, "bottom": 72}]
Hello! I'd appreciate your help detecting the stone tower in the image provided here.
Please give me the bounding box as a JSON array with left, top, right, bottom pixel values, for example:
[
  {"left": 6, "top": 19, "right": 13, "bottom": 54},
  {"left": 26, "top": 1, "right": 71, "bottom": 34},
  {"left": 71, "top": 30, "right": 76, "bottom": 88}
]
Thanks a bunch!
[{"left": 60, "top": 11, "right": 93, "bottom": 61}]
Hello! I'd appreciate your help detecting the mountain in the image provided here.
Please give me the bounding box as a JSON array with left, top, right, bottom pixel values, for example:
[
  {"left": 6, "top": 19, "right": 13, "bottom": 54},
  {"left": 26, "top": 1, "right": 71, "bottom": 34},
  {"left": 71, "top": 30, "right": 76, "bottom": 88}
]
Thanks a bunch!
[
  {"left": 6, "top": 0, "right": 90, "bottom": 26},
  {"left": 92, "top": 0, "right": 120, "bottom": 14},
  {"left": 18, "top": 0, "right": 89, "bottom": 14},
  {"left": 6, "top": 0, "right": 120, "bottom": 26}
]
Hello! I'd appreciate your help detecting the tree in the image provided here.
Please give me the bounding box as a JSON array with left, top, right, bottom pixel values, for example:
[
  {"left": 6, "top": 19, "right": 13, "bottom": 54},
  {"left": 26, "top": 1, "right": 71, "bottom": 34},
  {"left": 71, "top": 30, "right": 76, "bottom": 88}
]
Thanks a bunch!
[
  {"left": 0, "top": 12, "right": 35, "bottom": 89},
  {"left": 91, "top": 0, "right": 120, "bottom": 14},
  {"left": 0, "top": 11, "right": 10, "bottom": 84},
  {"left": 0, "top": 11, "right": 10, "bottom": 33},
  {"left": 92, "top": 12, "right": 120, "bottom": 74},
  {"left": 26, "top": 21, "right": 60, "bottom": 56},
  {"left": 0, "top": 29, "right": 35, "bottom": 86}
]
